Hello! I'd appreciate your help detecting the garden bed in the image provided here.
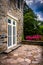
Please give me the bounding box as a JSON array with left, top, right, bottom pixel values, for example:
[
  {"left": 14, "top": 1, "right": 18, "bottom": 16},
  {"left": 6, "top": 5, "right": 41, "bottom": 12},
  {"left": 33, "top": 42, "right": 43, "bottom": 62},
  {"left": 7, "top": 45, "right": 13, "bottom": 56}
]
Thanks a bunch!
[{"left": 22, "top": 40, "right": 43, "bottom": 46}]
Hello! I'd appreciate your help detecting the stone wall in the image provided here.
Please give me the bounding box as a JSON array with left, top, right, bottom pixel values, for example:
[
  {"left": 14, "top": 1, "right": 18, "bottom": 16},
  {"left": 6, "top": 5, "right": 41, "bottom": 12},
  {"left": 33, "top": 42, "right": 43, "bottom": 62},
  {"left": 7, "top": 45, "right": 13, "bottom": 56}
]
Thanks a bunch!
[{"left": 0, "top": 0, "right": 23, "bottom": 52}]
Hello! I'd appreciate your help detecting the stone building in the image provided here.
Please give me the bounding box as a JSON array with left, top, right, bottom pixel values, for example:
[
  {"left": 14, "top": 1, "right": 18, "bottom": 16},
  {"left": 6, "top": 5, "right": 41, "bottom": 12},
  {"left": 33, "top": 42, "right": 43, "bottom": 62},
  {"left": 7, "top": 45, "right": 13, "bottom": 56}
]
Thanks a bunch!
[{"left": 0, "top": 0, "right": 24, "bottom": 53}]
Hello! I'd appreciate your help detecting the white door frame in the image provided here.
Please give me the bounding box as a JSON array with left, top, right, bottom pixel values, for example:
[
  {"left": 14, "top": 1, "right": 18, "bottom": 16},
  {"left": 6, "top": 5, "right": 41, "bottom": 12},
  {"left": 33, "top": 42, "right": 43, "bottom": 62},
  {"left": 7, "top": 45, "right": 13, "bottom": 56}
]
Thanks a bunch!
[{"left": 7, "top": 16, "right": 17, "bottom": 49}]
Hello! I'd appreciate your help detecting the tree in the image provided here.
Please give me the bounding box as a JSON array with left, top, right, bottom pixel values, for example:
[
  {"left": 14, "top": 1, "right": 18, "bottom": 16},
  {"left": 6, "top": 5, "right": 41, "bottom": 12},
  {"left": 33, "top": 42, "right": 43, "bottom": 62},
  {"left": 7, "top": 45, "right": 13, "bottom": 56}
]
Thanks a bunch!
[{"left": 23, "top": 2, "right": 41, "bottom": 39}]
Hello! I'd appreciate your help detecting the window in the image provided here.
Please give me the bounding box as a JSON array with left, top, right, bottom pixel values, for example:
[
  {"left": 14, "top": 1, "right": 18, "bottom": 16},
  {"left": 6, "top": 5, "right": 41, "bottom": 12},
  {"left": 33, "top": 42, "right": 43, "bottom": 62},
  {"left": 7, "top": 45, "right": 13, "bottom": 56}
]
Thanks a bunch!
[
  {"left": 17, "top": 0, "right": 23, "bottom": 10},
  {"left": 7, "top": 17, "right": 17, "bottom": 48},
  {"left": 17, "top": 0, "right": 20, "bottom": 9},
  {"left": 8, "top": 19, "right": 11, "bottom": 23},
  {"left": 14, "top": 0, "right": 16, "bottom": 8},
  {"left": 13, "top": 21, "right": 15, "bottom": 25}
]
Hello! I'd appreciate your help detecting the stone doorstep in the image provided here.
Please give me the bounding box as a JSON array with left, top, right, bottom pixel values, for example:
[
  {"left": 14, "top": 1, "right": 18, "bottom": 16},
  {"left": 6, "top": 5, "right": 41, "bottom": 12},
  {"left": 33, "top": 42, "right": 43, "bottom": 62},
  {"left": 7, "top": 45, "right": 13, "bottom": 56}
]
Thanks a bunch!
[{"left": 4, "top": 44, "right": 21, "bottom": 53}]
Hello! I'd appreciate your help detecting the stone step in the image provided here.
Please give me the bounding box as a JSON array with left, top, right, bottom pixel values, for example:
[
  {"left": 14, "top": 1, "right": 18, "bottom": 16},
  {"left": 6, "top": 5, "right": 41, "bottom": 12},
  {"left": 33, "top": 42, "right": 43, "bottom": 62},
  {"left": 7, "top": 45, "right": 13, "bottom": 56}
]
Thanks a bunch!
[{"left": 4, "top": 44, "right": 21, "bottom": 53}]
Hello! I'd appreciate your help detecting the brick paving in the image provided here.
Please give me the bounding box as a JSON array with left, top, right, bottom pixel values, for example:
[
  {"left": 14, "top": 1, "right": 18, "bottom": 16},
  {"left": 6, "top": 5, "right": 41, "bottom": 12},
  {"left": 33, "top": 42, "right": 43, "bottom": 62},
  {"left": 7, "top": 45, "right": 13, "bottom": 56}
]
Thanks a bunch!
[{"left": 0, "top": 44, "right": 43, "bottom": 65}]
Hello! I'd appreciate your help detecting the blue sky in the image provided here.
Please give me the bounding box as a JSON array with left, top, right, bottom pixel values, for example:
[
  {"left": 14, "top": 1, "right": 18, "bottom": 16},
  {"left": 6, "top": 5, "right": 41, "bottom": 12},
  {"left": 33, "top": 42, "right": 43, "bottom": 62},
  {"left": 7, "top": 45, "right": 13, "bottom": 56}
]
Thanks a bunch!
[{"left": 26, "top": 0, "right": 43, "bottom": 21}]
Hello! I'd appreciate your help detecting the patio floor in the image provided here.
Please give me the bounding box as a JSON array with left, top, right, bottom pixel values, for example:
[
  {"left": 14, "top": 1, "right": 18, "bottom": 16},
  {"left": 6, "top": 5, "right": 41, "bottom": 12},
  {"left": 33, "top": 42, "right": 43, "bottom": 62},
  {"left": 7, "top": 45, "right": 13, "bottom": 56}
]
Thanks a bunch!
[{"left": 0, "top": 44, "right": 43, "bottom": 65}]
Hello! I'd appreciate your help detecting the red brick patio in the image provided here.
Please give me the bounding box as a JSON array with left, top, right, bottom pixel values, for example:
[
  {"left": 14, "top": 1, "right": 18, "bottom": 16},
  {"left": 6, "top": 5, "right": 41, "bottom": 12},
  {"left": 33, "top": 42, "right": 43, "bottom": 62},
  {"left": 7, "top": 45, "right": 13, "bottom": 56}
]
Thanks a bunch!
[{"left": 0, "top": 44, "right": 43, "bottom": 65}]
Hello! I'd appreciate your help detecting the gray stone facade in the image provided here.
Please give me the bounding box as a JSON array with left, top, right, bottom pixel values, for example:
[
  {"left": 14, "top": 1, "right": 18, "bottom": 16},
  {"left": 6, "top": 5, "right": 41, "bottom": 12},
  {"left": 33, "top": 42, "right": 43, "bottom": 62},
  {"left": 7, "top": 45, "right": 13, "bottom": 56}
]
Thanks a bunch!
[{"left": 0, "top": 0, "right": 24, "bottom": 52}]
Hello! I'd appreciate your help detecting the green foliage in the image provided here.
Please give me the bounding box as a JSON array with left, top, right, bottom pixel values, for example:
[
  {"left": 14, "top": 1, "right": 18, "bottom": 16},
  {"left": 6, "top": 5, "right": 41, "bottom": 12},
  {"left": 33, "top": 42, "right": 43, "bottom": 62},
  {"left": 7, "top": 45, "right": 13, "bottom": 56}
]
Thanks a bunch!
[
  {"left": 23, "top": 3, "right": 43, "bottom": 39},
  {"left": 39, "top": 25, "right": 43, "bottom": 35},
  {"left": 22, "top": 34, "right": 24, "bottom": 40},
  {"left": 41, "top": 22, "right": 43, "bottom": 25}
]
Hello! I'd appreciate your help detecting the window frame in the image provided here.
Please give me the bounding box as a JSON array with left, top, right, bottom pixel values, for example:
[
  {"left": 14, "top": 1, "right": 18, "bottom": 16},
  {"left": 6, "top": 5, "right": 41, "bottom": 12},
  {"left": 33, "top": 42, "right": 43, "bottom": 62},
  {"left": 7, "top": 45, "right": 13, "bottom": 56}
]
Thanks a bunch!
[{"left": 7, "top": 15, "right": 17, "bottom": 49}]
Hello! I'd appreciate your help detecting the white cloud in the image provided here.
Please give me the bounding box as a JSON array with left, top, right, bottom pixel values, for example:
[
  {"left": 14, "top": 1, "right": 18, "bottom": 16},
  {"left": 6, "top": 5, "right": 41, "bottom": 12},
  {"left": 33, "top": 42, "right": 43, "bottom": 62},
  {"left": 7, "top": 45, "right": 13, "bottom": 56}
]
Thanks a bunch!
[
  {"left": 26, "top": 0, "right": 33, "bottom": 5},
  {"left": 26, "top": 0, "right": 43, "bottom": 4},
  {"left": 25, "top": 0, "right": 43, "bottom": 21},
  {"left": 40, "top": 0, "right": 43, "bottom": 3},
  {"left": 37, "top": 14, "right": 43, "bottom": 21}
]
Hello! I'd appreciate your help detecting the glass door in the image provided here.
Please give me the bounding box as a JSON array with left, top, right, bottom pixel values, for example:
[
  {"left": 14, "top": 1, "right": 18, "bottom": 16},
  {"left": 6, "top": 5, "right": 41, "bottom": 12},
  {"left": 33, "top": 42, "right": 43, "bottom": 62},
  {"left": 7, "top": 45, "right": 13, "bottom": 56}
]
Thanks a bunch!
[{"left": 7, "top": 18, "right": 17, "bottom": 49}]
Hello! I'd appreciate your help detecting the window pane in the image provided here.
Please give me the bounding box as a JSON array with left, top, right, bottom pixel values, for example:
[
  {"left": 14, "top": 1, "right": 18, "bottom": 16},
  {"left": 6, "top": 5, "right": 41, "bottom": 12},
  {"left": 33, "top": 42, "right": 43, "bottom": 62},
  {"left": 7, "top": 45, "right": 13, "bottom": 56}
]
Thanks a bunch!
[
  {"left": 8, "top": 25, "right": 12, "bottom": 46},
  {"left": 13, "top": 26, "right": 15, "bottom": 44},
  {"left": 8, "top": 25, "right": 11, "bottom": 36},
  {"left": 18, "top": 0, "right": 20, "bottom": 9},
  {"left": 13, "top": 21, "right": 15, "bottom": 25},
  {"left": 8, "top": 37, "right": 12, "bottom": 46},
  {"left": 8, "top": 19, "right": 11, "bottom": 23}
]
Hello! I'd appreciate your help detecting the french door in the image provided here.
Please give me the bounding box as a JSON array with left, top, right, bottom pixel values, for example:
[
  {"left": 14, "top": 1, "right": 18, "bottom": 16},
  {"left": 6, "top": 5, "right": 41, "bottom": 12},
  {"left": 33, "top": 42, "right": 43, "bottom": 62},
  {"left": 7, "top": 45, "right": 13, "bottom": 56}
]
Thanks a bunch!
[{"left": 7, "top": 18, "right": 17, "bottom": 49}]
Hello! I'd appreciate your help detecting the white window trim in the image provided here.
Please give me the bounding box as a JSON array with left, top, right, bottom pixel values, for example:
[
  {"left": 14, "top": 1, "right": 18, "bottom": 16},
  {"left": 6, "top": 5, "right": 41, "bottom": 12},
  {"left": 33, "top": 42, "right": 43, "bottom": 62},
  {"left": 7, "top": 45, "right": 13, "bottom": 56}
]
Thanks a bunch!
[{"left": 7, "top": 14, "right": 17, "bottom": 49}]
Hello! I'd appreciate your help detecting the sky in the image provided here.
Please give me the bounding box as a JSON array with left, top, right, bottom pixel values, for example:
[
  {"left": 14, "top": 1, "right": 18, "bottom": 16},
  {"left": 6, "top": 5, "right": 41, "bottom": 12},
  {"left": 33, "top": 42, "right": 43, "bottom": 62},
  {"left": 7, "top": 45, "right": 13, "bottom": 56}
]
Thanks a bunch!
[{"left": 25, "top": 0, "right": 43, "bottom": 21}]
